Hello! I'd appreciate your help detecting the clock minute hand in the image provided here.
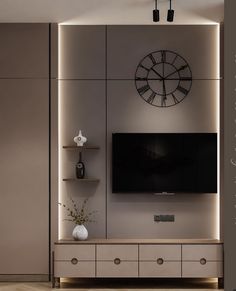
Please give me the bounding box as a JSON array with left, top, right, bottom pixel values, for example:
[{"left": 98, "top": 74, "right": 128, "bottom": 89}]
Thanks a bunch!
[
  {"left": 164, "top": 65, "right": 188, "bottom": 80},
  {"left": 163, "top": 79, "right": 166, "bottom": 96},
  {"left": 162, "top": 79, "right": 167, "bottom": 106},
  {"left": 151, "top": 68, "right": 163, "bottom": 80}
]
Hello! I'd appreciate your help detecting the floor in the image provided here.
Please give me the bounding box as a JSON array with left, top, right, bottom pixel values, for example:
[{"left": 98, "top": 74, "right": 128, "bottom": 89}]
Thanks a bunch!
[{"left": 0, "top": 279, "right": 223, "bottom": 291}]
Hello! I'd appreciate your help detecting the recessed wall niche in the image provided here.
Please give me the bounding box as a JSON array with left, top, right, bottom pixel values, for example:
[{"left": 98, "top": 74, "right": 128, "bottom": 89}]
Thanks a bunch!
[{"left": 59, "top": 25, "right": 220, "bottom": 240}]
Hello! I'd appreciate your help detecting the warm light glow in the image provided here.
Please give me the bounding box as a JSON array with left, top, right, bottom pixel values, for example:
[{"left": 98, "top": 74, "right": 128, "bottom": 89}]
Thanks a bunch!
[
  {"left": 216, "top": 23, "right": 220, "bottom": 240},
  {"left": 57, "top": 24, "right": 222, "bottom": 241},
  {"left": 58, "top": 26, "right": 62, "bottom": 240}
]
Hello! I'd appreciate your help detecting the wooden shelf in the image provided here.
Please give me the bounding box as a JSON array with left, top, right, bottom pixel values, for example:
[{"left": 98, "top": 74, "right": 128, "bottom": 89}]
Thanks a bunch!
[
  {"left": 63, "top": 178, "right": 100, "bottom": 182},
  {"left": 56, "top": 238, "right": 223, "bottom": 245},
  {"left": 63, "top": 145, "right": 100, "bottom": 150}
]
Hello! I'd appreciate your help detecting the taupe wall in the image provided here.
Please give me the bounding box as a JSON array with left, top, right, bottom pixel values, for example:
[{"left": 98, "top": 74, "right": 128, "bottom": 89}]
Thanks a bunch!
[
  {"left": 50, "top": 23, "right": 59, "bottom": 270},
  {"left": 224, "top": 0, "right": 236, "bottom": 289},
  {"left": 59, "top": 25, "right": 220, "bottom": 240},
  {"left": 0, "top": 24, "right": 54, "bottom": 279}
]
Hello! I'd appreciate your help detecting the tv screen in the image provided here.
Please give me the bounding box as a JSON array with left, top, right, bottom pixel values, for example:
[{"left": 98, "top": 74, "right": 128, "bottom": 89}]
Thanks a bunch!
[{"left": 112, "top": 133, "right": 217, "bottom": 193}]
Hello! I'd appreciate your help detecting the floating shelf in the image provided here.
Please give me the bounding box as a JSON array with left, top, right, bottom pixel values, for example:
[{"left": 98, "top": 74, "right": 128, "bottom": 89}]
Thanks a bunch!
[
  {"left": 63, "top": 145, "right": 100, "bottom": 150},
  {"left": 63, "top": 178, "right": 100, "bottom": 182}
]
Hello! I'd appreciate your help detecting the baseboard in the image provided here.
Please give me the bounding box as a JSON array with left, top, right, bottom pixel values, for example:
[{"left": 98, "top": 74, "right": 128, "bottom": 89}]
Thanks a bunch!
[{"left": 0, "top": 274, "right": 50, "bottom": 282}]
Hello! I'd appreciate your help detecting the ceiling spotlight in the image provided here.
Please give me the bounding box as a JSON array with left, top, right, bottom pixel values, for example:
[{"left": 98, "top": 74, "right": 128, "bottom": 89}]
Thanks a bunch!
[
  {"left": 153, "top": 0, "right": 160, "bottom": 22},
  {"left": 167, "top": 0, "right": 174, "bottom": 22}
]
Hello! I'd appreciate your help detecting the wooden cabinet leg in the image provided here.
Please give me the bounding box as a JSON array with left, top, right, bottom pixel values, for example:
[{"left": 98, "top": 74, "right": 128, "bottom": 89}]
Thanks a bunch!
[
  {"left": 54, "top": 277, "right": 60, "bottom": 289},
  {"left": 218, "top": 278, "right": 224, "bottom": 289}
]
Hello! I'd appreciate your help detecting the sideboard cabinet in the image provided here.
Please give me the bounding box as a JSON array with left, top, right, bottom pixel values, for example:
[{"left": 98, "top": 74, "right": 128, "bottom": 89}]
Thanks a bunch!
[{"left": 53, "top": 239, "right": 223, "bottom": 288}]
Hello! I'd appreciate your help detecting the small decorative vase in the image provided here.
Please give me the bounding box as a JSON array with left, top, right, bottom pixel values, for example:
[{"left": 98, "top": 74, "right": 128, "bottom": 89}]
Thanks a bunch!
[
  {"left": 76, "top": 152, "right": 85, "bottom": 179},
  {"left": 72, "top": 224, "right": 88, "bottom": 241},
  {"left": 74, "top": 130, "right": 87, "bottom": 146}
]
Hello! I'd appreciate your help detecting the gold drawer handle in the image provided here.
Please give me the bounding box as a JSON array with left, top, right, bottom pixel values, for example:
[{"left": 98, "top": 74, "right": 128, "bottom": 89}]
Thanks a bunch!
[
  {"left": 114, "top": 258, "right": 121, "bottom": 265},
  {"left": 157, "top": 258, "right": 164, "bottom": 265},
  {"left": 200, "top": 258, "right": 207, "bottom": 265},
  {"left": 71, "top": 258, "right": 78, "bottom": 265}
]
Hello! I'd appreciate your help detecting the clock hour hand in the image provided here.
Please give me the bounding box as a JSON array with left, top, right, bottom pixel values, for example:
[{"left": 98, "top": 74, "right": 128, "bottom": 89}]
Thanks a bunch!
[
  {"left": 151, "top": 67, "right": 163, "bottom": 80},
  {"left": 164, "top": 65, "right": 188, "bottom": 80}
]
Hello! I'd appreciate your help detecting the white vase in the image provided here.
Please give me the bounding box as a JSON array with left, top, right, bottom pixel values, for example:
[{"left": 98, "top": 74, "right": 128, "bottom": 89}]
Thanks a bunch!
[
  {"left": 73, "top": 130, "right": 87, "bottom": 146},
  {"left": 72, "top": 224, "right": 88, "bottom": 241}
]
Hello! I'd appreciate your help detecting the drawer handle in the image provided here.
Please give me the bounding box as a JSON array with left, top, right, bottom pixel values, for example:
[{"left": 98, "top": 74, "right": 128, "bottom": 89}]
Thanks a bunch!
[
  {"left": 200, "top": 258, "right": 207, "bottom": 265},
  {"left": 157, "top": 258, "right": 164, "bottom": 265},
  {"left": 114, "top": 258, "right": 121, "bottom": 265},
  {"left": 71, "top": 258, "right": 78, "bottom": 265}
]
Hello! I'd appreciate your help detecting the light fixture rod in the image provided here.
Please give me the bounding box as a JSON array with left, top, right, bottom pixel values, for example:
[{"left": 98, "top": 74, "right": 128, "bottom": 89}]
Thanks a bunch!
[
  {"left": 155, "top": 0, "right": 157, "bottom": 10},
  {"left": 170, "top": 0, "right": 172, "bottom": 10}
]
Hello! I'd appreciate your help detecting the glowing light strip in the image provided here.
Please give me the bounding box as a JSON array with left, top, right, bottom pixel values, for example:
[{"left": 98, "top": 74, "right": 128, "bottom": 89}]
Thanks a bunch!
[
  {"left": 58, "top": 26, "right": 62, "bottom": 240},
  {"left": 57, "top": 24, "right": 221, "bottom": 240},
  {"left": 216, "top": 23, "right": 220, "bottom": 240}
]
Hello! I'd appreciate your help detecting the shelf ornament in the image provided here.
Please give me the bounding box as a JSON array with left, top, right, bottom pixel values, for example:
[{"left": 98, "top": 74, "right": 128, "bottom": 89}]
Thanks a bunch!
[{"left": 74, "top": 130, "right": 87, "bottom": 146}]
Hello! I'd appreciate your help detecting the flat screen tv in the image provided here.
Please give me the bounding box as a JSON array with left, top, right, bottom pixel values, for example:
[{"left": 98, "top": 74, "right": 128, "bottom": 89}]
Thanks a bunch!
[{"left": 112, "top": 133, "right": 217, "bottom": 193}]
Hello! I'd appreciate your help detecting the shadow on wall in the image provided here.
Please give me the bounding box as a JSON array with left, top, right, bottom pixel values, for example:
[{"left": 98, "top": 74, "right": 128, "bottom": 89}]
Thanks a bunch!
[{"left": 184, "top": 2, "right": 224, "bottom": 23}]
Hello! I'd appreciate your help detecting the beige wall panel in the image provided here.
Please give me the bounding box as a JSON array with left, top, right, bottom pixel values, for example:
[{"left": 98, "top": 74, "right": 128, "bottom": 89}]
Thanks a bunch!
[
  {"left": 106, "top": 194, "right": 218, "bottom": 239},
  {"left": 107, "top": 80, "right": 218, "bottom": 239},
  {"left": 59, "top": 26, "right": 105, "bottom": 79},
  {"left": 0, "top": 80, "right": 49, "bottom": 274},
  {"left": 59, "top": 80, "right": 106, "bottom": 239},
  {"left": 51, "top": 79, "right": 58, "bottom": 254},
  {"left": 224, "top": 0, "right": 236, "bottom": 289},
  {"left": 107, "top": 80, "right": 218, "bottom": 133},
  {"left": 0, "top": 24, "right": 49, "bottom": 78},
  {"left": 50, "top": 24, "right": 58, "bottom": 79},
  {"left": 107, "top": 25, "right": 219, "bottom": 80},
  {"left": 58, "top": 25, "right": 219, "bottom": 242}
]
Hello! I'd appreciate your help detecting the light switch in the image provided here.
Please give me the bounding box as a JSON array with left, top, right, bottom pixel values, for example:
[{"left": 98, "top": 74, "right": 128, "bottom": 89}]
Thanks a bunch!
[{"left": 154, "top": 215, "right": 175, "bottom": 222}]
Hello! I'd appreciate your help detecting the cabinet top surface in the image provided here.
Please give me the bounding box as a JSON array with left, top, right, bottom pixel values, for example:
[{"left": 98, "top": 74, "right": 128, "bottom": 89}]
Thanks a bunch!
[{"left": 55, "top": 238, "right": 223, "bottom": 245}]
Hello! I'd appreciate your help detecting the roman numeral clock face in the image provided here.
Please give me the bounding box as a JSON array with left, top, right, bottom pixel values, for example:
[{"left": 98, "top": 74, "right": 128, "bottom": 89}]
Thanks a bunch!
[{"left": 135, "top": 50, "right": 192, "bottom": 107}]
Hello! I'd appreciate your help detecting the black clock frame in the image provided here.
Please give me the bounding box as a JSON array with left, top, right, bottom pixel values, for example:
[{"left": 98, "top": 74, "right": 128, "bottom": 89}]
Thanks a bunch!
[{"left": 135, "top": 50, "right": 192, "bottom": 108}]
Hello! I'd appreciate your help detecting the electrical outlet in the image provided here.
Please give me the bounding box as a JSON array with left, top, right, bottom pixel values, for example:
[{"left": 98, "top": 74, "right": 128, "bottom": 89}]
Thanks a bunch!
[{"left": 154, "top": 215, "right": 175, "bottom": 222}]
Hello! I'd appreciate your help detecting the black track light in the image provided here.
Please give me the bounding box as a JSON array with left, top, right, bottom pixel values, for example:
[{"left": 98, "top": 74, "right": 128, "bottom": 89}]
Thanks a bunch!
[
  {"left": 167, "top": 0, "right": 174, "bottom": 22},
  {"left": 153, "top": 0, "right": 160, "bottom": 22},
  {"left": 167, "top": 9, "right": 174, "bottom": 22}
]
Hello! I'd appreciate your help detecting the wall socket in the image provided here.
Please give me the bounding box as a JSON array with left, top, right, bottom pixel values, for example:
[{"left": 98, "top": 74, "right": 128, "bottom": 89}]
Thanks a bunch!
[{"left": 154, "top": 215, "right": 175, "bottom": 222}]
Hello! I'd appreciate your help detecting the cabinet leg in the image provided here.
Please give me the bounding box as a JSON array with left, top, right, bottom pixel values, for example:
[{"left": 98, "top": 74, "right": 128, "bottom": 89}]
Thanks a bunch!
[
  {"left": 218, "top": 278, "right": 224, "bottom": 289},
  {"left": 54, "top": 277, "right": 60, "bottom": 289}
]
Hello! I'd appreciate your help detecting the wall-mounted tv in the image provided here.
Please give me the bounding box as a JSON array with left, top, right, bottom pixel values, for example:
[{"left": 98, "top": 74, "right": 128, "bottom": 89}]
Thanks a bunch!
[{"left": 112, "top": 133, "right": 217, "bottom": 194}]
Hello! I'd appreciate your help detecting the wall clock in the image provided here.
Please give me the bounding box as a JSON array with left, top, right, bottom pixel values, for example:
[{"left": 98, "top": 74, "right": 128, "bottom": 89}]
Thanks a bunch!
[{"left": 135, "top": 50, "right": 192, "bottom": 107}]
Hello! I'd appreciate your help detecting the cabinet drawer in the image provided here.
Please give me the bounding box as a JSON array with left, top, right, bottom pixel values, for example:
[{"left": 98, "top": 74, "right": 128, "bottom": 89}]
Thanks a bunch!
[
  {"left": 182, "top": 244, "right": 223, "bottom": 261},
  {"left": 97, "top": 244, "right": 138, "bottom": 261},
  {"left": 139, "top": 245, "right": 181, "bottom": 261},
  {"left": 139, "top": 261, "right": 181, "bottom": 278},
  {"left": 182, "top": 261, "right": 223, "bottom": 278},
  {"left": 55, "top": 245, "right": 95, "bottom": 261},
  {"left": 54, "top": 261, "right": 95, "bottom": 278},
  {"left": 96, "top": 261, "right": 138, "bottom": 277}
]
